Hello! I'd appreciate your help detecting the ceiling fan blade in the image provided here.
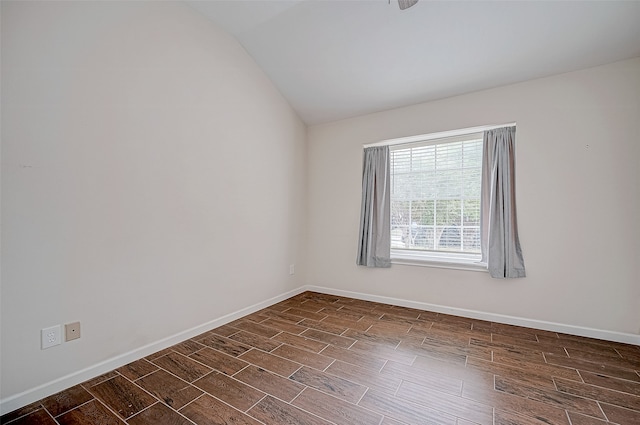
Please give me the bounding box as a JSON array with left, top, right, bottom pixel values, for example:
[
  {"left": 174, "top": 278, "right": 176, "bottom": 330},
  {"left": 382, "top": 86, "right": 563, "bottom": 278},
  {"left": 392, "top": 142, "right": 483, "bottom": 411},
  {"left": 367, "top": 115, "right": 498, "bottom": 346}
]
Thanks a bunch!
[{"left": 398, "top": 0, "right": 418, "bottom": 10}]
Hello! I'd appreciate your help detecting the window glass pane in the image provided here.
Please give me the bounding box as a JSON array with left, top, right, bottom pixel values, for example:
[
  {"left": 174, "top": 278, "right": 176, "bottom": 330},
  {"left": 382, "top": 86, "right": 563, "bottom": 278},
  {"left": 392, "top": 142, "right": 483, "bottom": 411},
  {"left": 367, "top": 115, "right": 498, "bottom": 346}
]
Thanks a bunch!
[
  {"left": 436, "top": 226, "right": 461, "bottom": 251},
  {"left": 436, "top": 199, "right": 461, "bottom": 226},
  {"left": 463, "top": 140, "right": 482, "bottom": 167},
  {"left": 463, "top": 199, "right": 480, "bottom": 225},
  {"left": 390, "top": 137, "right": 482, "bottom": 254},
  {"left": 463, "top": 227, "right": 481, "bottom": 252}
]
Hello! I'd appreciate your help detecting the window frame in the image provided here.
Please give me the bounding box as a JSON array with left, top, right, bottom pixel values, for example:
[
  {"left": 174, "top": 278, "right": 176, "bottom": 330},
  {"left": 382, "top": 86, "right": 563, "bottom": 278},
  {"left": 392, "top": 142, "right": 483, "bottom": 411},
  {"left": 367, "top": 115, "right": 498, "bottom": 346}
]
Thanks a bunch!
[{"left": 387, "top": 131, "right": 486, "bottom": 272}]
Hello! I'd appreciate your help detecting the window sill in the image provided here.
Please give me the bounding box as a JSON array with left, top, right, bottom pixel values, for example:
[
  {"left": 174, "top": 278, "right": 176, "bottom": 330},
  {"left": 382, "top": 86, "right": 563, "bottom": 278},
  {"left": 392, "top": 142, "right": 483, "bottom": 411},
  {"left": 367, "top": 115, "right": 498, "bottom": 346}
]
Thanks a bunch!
[{"left": 390, "top": 250, "right": 487, "bottom": 272}]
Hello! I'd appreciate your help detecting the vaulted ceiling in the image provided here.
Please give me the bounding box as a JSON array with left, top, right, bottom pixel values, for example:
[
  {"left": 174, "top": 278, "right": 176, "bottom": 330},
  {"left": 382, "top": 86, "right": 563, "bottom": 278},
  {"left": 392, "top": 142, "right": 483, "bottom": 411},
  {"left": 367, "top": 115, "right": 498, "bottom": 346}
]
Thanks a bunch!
[{"left": 187, "top": 1, "right": 640, "bottom": 125}]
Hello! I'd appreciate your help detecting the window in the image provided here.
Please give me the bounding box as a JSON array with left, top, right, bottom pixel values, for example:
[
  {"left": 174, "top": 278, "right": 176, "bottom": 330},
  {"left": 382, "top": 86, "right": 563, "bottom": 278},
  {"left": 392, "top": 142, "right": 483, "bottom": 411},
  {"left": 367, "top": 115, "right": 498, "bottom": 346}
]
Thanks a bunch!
[{"left": 390, "top": 132, "right": 483, "bottom": 267}]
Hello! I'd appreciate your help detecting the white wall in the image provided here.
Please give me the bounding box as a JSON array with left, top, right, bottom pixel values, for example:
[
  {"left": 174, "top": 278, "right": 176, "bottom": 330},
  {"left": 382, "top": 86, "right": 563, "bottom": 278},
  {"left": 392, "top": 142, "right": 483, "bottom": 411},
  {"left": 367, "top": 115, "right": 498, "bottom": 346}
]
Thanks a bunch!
[
  {"left": 307, "top": 58, "right": 640, "bottom": 336},
  {"left": 1, "top": 1, "right": 306, "bottom": 400}
]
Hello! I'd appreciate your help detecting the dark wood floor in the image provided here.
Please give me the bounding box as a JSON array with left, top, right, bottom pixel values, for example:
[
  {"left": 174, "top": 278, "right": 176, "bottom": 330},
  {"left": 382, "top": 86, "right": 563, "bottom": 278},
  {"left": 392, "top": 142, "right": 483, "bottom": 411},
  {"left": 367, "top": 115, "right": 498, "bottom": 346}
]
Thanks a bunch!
[{"left": 3, "top": 291, "right": 639, "bottom": 425}]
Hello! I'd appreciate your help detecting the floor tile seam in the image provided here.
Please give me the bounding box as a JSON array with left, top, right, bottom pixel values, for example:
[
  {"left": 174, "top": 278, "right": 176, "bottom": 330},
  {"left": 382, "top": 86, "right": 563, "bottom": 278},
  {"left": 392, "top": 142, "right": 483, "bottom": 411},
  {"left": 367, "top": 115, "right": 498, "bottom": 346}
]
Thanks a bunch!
[
  {"left": 354, "top": 386, "right": 371, "bottom": 406},
  {"left": 230, "top": 362, "right": 253, "bottom": 379},
  {"left": 192, "top": 346, "right": 260, "bottom": 373},
  {"left": 174, "top": 339, "right": 209, "bottom": 355},
  {"left": 301, "top": 328, "right": 358, "bottom": 347},
  {"left": 566, "top": 346, "right": 628, "bottom": 359},
  {"left": 150, "top": 352, "right": 215, "bottom": 380},
  {"left": 564, "top": 409, "right": 574, "bottom": 425},
  {"left": 80, "top": 371, "right": 120, "bottom": 390},
  {"left": 409, "top": 322, "right": 434, "bottom": 335},
  {"left": 195, "top": 337, "right": 255, "bottom": 357},
  {"left": 395, "top": 384, "right": 497, "bottom": 424},
  {"left": 463, "top": 381, "right": 581, "bottom": 423},
  {"left": 580, "top": 393, "right": 640, "bottom": 415},
  {"left": 281, "top": 307, "right": 329, "bottom": 322},
  {"left": 596, "top": 400, "right": 610, "bottom": 423},
  {"left": 299, "top": 385, "right": 389, "bottom": 425},
  {"left": 563, "top": 352, "right": 640, "bottom": 370},
  {"left": 554, "top": 375, "right": 640, "bottom": 399},
  {"left": 489, "top": 352, "right": 568, "bottom": 369},
  {"left": 147, "top": 348, "right": 195, "bottom": 364},
  {"left": 41, "top": 405, "right": 59, "bottom": 424},
  {"left": 321, "top": 362, "right": 392, "bottom": 395},
  {"left": 192, "top": 375, "right": 268, "bottom": 413},
  {"left": 188, "top": 347, "right": 252, "bottom": 375},
  {"left": 284, "top": 388, "right": 372, "bottom": 425},
  {"left": 544, "top": 359, "right": 640, "bottom": 381},
  {"left": 273, "top": 332, "right": 331, "bottom": 353},
  {"left": 492, "top": 381, "right": 610, "bottom": 420},
  {"left": 323, "top": 348, "right": 389, "bottom": 371},
  {"left": 46, "top": 396, "right": 97, "bottom": 420},
  {"left": 398, "top": 344, "right": 458, "bottom": 366},
  {"left": 300, "top": 321, "right": 350, "bottom": 337},
  {"left": 0, "top": 405, "right": 45, "bottom": 425},
  {"left": 556, "top": 345, "right": 637, "bottom": 361},
  {"left": 600, "top": 400, "right": 640, "bottom": 417},
  {"left": 140, "top": 400, "right": 199, "bottom": 425},
  {"left": 242, "top": 345, "right": 328, "bottom": 376},
  {"left": 146, "top": 361, "right": 213, "bottom": 397},
  {"left": 494, "top": 372, "right": 586, "bottom": 396},
  {"left": 227, "top": 328, "right": 284, "bottom": 347},
  {"left": 145, "top": 348, "right": 176, "bottom": 362},
  {"left": 494, "top": 407, "right": 564, "bottom": 425},
  {"left": 254, "top": 315, "right": 272, "bottom": 325},
  {"left": 187, "top": 343, "right": 216, "bottom": 359},
  {"left": 120, "top": 366, "right": 198, "bottom": 410},
  {"left": 92, "top": 393, "right": 136, "bottom": 424},
  {"left": 111, "top": 370, "right": 172, "bottom": 420},
  {"left": 244, "top": 391, "right": 341, "bottom": 425},
  {"left": 128, "top": 366, "right": 161, "bottom": 383},
  {"left": 234, "top": 365, "right": 308, "bottom": 398},
  {"left": 398, "top": 367, "right": 466, "bottom": 396},
  {"left": 234, "top": 330, "right": 289, "bottom": 353},
  {"left": 338, "top": 325, "right": 353, "bottom": 337},
  {"left": 271, "top": 344, "right": 335, "bottom": 368},
  {"left": 555, "top": 335, "right": 637, "bottom": 350},
  {"left": 282, "top": 398, "right": 341, "bottom": 425},
  {"left": 123, "top": 400, "right": 160, "bottom": 422},
  {"left": 232, "top": 324, "right": 282, "bottom": 340},
  {"left": 485, "top": 355, "right": 584, "bottom": 380},
  {"left": 359, "top": 387, "right": 460, "bottom": 425},
  {"left": 290, "top": 324, "right": 311, "bottom": 336},
  {"left": 2, "top": 406, "right": 57, "bottom": 425},
  {"left": 290, "top": 368, "right": 370, "bottom": 403},
  {"left": 176, "top": 392, "right": 206, "bottom": 413},
  {"left": 180, "top": 393, "right": 271, "bottom": 425},
  {"left": 379, "top": 362, "right": 464, "bottom": 391},
  {"left": 197, "top": 365, "right": 306, "bottom": 407}
]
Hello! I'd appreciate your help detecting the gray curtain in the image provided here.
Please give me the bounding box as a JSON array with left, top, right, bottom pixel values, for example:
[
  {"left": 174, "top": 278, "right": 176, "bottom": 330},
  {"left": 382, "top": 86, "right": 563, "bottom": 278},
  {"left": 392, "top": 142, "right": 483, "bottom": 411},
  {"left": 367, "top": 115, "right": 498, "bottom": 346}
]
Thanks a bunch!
[
  {"left": 480, "top": 127, "right": 526, "bottom": 278},
  {"left": 357, "top": 146, "right": 391, "bottom": 267}
]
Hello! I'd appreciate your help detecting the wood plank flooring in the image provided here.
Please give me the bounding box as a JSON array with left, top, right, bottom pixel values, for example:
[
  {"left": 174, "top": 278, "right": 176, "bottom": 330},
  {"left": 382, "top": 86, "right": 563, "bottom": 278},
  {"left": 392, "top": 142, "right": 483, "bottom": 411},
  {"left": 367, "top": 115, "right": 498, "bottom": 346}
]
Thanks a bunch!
[{"left": 2, "top": 291, "right": 639, "bottom": 425}]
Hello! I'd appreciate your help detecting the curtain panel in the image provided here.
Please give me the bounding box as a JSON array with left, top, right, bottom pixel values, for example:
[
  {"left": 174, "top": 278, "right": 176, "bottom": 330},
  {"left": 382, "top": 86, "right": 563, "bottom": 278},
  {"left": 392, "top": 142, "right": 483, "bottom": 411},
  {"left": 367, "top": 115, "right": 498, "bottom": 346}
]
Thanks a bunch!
[
  {"left": 356, "top": 146, "right": 391, "bottom": 268},
  {"left": 480, "top": 126, "right": 526, "bottom": 278}
]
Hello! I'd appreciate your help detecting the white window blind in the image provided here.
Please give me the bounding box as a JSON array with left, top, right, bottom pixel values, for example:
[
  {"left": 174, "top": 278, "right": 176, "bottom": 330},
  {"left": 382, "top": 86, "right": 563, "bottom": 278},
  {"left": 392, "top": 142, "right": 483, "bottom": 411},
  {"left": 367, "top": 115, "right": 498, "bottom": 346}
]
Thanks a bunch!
[{"left": 390, "top": 133, "right": 483, "bottom": 255}]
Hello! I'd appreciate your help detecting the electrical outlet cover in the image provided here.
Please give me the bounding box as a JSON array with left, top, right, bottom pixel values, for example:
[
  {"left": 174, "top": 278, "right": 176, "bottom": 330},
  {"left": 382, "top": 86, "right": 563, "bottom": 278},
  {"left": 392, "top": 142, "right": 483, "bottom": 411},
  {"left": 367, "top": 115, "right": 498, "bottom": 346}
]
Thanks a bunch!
[
  {"left": 41, "top": 325, "right": 62, "bottom": 349},
  {"left": 65, "top": 322, "right": 81, "bottom": 341}
]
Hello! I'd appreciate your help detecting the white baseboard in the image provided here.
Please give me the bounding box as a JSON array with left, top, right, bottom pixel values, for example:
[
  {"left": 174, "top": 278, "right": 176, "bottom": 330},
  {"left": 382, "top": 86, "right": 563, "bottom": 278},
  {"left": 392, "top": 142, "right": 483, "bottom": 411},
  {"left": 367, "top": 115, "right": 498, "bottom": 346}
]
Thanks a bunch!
[
  {"left": 0, "top": 286, "right": 306, "bottom": 416},
  {"left": 303, "top": 285, "right": 640, "bottom": 346}
]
